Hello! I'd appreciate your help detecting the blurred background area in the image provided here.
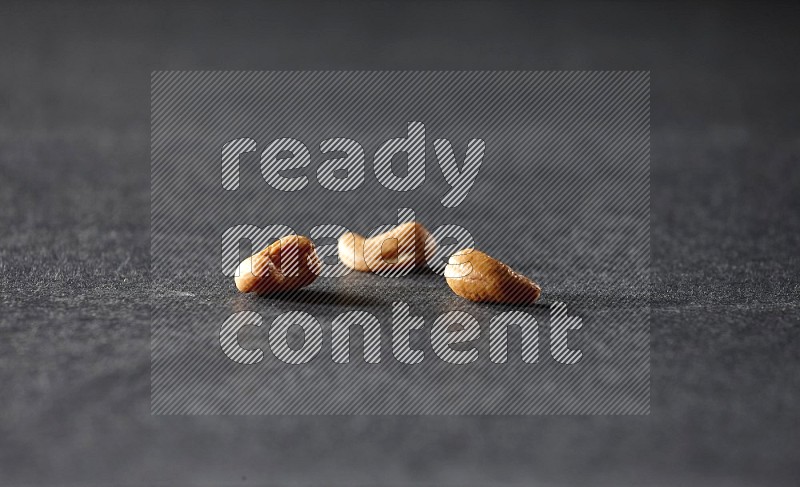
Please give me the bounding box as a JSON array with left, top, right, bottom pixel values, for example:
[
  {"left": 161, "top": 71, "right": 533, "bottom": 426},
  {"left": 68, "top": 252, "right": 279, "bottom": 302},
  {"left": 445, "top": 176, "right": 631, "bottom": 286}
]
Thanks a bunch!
[
  {"left": 1, "top": 1, "right": 799, "bottom": 486},
  {"left": 1, "top": 0, "right": 798, "bottom": 133}
]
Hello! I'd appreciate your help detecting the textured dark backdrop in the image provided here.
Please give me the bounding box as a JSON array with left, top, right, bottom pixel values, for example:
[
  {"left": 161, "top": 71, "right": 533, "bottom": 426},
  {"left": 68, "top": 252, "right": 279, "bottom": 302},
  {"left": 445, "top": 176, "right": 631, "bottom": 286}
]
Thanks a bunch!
[
  {"left": 1, "top": 1, "right": 799, "bottom": 486},
  {"left": 150, "top": 71, "right": 651, "bottom": 415}
]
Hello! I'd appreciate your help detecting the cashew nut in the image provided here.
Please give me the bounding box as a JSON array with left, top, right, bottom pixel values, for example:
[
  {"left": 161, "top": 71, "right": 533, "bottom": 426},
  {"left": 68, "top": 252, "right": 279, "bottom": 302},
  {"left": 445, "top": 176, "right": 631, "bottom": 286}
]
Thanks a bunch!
[
  {"left": 444, "top": 248, "right": 541, "bottom": 304},
  {"left": 337, "top": 222, "right": 434, "bottom": 272},
  {"left": 235, "top": 235, "right": 322, "bottom": 294}
]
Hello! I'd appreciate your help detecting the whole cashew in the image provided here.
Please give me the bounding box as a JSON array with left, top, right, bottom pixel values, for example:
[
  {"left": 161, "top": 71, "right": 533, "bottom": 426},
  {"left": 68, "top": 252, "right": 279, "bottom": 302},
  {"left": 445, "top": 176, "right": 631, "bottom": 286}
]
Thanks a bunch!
[
  {"left": 234, "top": 235, "right": 322, "bottom": 294},
  {"left": 444, "top": 248, "right": 541, "bottom": 304},
  {"left": 337, "top": 222, "right": 434, "bottom": 272}
]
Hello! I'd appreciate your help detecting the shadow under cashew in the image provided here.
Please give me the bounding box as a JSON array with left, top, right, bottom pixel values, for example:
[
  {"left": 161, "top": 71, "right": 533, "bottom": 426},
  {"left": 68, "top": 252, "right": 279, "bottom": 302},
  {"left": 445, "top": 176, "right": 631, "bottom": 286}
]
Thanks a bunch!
[{"left": 250, "top": 287, "right": 387, "bottom": 308}]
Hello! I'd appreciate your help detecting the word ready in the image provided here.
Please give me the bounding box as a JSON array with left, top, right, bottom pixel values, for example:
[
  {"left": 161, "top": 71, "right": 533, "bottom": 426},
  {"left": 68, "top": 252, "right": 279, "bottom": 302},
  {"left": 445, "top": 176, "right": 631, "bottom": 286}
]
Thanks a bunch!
[{"left": 221, "top": 121, "right": 485, "bottom": 208}]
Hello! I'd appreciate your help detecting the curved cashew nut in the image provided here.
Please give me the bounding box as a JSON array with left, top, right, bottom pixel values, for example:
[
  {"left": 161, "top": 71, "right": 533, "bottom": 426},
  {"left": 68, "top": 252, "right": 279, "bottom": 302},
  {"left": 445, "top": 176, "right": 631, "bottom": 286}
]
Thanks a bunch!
[
  {"left": 337, "top": 222, "right": 434, "bottom": 272},
  {"left": 444, "top": 248, "right": 541, "bottom": 304},
  {"left": 235, "top": 235, "right": 323, "bottom": 294}
]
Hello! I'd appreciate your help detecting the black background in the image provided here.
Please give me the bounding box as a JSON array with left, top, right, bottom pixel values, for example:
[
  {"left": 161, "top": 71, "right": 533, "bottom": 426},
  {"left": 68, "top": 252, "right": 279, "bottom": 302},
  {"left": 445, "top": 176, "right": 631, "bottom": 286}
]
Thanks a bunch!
[{"left": 1, "top": 1, "right": 799, "bottom": 485}]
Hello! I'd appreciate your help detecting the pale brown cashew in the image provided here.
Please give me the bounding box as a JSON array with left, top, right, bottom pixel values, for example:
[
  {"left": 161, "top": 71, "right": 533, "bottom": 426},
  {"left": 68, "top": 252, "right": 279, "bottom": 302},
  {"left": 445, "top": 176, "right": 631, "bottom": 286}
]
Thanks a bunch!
[
  {"left": 444, "top": 248, "right": 541, "bottom": 304},
  {"left": 234, "top": 235, "right": 322, "bottom": 294},
  {"left": 337, "top": 222, "right": 434, "bottom": 272}
]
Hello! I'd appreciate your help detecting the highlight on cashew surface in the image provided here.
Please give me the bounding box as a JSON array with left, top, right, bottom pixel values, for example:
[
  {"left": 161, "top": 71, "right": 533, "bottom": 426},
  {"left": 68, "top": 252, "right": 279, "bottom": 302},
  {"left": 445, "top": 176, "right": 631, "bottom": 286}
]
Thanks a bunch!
[
  {"left": 444, "top": 248, "right": 541, "bottom": 304},
  {"left": 337, "top": 221, "right": 435, "bottom": 272},
  {"left": 234, "top": 235, "right": 322, "bottom": 294}
]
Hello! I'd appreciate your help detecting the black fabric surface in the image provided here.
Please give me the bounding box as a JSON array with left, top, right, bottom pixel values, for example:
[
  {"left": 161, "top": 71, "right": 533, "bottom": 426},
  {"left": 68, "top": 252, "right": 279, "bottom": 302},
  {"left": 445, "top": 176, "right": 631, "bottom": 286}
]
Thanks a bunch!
[{"left": 1, "top": 1, "right": 799, "bottom": 485}]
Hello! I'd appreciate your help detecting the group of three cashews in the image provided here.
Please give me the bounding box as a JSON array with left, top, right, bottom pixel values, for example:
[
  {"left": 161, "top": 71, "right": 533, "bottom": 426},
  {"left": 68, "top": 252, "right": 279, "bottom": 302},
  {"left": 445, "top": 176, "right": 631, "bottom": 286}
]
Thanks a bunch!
[{"left": 234, "top": 223, "right": 540, "bottom": 304}]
